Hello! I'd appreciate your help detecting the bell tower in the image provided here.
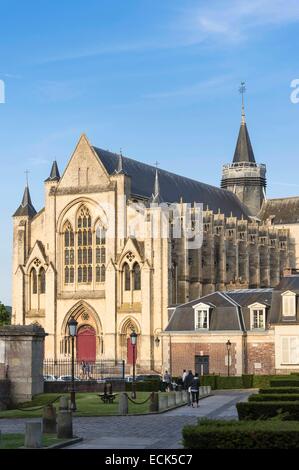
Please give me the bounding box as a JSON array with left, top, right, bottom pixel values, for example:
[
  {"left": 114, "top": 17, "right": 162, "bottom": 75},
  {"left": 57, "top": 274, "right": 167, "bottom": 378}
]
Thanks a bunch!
[{"left": 221, "top": 82, "right": 266, "bottom": 216}]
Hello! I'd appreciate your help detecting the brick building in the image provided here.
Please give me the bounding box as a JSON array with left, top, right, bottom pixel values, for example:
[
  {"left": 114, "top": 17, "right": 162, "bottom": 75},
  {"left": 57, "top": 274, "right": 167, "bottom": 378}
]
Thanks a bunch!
[{"left": 164, "top": 271, "right": 299, "bottom": 376}]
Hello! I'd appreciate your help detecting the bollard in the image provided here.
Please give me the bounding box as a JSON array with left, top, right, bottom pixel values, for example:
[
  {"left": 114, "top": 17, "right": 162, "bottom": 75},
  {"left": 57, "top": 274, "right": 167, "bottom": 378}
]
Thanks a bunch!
[
  {"left": 24, "top": 422, "right": 42, "bottom": 448},
  {"left": 118, "top": 393, "right": 128, "bottom": 415},
  {"left": 59, "top": 396, "right": 69, "bottom": 411},
  {"left": 43, "top": 404, "right": 57, "bottom": 434},
  {"left": 199, "top": 386, "right": 204, "bottom": 397},
  {"left": 57, "top": 410, "right": 73, "bottom": 439},
  {"left": 167, "top": 393, "right": 176, "bottom": 408},
  {"left": 175, "top": 391, "right": 182, "bottom": 405},
  {"left": 207, "top": 386, "right": 211, "bottom": 395},
  {"left": 149, "top": 392, "right": 159, "bottom": 413},
  {"left": 182, "top": 390, "right": 188, "bottom": 402},
  {"left": 158, "top": 395, "right": 168, "bottom": 411}
]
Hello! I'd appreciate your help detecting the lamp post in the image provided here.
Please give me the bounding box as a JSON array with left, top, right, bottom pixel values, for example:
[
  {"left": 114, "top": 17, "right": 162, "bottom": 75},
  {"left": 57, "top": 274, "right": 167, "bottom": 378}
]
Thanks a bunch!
[
  {"left": 68, "top": 317, "right": 78, "bottom": 411},
  {"left": 130, "top": 331, "right": 137, "bottom": 399},
  {"left": 226, "top": 340, "right": 231, "bottom": 377}
]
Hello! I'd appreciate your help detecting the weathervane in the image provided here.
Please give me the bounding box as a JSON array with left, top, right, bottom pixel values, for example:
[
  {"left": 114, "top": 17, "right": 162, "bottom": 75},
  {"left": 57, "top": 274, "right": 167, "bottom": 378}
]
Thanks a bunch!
[
  {"left": 239, "top": 81, "right": 246, "bottom": 124},
  {"left": 25, "top": 169, "right": 30, "bottom": 186}
]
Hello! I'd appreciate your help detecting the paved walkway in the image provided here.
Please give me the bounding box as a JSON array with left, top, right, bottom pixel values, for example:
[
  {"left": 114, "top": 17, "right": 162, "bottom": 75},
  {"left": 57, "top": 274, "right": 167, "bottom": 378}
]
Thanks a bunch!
[{"left": 0, "top": 390, "right": 254, "bottom": 449}]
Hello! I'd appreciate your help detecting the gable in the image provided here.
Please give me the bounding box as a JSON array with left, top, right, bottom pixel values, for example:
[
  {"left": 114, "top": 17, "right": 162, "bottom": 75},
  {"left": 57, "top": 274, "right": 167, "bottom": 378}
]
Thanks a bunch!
[{"left": 58, "top": 134, "right": 110, "bottom": 190}]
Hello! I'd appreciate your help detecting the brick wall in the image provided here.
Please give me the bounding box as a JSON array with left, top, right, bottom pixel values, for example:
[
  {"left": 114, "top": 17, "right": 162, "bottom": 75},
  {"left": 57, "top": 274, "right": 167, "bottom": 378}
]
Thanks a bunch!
[
  {"left": 171, "top": 342, "right": 237, "bottom": 376},
  {"left": 247, "top": 342, "right": 275, "bottom": 375}
]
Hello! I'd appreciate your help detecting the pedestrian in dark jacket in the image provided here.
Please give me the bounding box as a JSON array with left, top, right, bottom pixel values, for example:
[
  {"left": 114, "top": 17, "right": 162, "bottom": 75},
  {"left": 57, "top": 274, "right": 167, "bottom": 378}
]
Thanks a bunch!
[
  {"left": 184, "top": 370, "right": 194, "bottom": 406},
  {"left": 190, "top": 373, "right": 200, "bottom": 408}
]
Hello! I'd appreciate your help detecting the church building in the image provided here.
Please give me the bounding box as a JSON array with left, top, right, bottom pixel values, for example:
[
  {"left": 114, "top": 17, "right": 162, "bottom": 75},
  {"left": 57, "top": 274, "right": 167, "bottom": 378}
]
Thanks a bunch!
[{"left": 12, "top": 102, "right": 299, "bottom": 373}]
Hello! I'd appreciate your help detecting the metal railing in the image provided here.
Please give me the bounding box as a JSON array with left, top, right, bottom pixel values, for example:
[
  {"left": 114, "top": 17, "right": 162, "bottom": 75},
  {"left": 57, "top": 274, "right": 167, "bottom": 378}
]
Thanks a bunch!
[{"left": 43, "top": 359, "right": 126, "bottom": 380}]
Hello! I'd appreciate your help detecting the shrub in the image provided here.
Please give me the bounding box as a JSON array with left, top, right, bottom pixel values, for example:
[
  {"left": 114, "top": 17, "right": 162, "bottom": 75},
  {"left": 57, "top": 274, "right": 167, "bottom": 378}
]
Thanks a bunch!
[
  {"left": 236, "top": 401, "right": 299, "bottom": 420},
  {"left": 270, "top": 379, "right": 299, "bottom": 388},
  {"left": 242, "top": 374, "right": 253, "bottom": 388},
  {"left": 248, "top": 394, "right": 299, "bottom": 402},
  {"left": 201, "top": 375, "right": 217, "bottom": 389},
  {"left": 259, "top": 387, "right": 299, "bottom": 394},
  {"left": 216, "top": 376, "right": 243, "bottom": 389},
  {"left": 252, "top": 375, "right": 289, "bottom": 389},
  {"left": 125, "top": 381, "right": 161, "bottom": 392},
  {"left": 182, "top": 419, "right": 299, "bottom": 449}
]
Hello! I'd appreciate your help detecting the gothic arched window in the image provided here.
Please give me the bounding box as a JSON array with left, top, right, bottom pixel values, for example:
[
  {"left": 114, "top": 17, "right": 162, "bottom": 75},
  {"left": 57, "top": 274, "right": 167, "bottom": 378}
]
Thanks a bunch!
[
  {"left": 39, "top": 268, "right": 46, "bottom": 294},
  {"left": 31, "top": 268, "right": 37, "bottom": 294},
  {"left": 64, "top": 222, "right": 74, "bottom": 284},
  {"left": 124, "top": 263, "right": 131, "bottom": 291},
  {"left": 95, "top": 224, "right": 106, "bottom": 283},
  {"left": 133, "top": 263, "right": 141, "bottom": 290},
  {"left": 77, "top": 207, "right": 92, "bottom": 283}
]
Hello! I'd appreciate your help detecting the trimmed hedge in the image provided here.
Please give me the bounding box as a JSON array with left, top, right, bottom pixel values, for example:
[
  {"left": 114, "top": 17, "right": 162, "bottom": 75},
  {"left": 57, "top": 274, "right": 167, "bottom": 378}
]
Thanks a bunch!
[
  {"left": 125, "top": 381, "right": 161, "bottom": 392},
  {"left": 248, "top": 394, "right": 299, "bottom": 402},
  {"left": 252, "top": 375, "right": 289, "bottom": 389},
  {"left": 259, "top": 387, "right": 299, "bottom": 394},
  {"left": 270, "top": 379, "right": 299, "bottom": 388},
  {"left": 182, "top": 419, "right": 299, "bottom": 449},
  {"left": 201, "top": 375, "right": 248, "bottom": 390},
  {"left": 237, "top": 401, "right": 299, "bottom": 420}
]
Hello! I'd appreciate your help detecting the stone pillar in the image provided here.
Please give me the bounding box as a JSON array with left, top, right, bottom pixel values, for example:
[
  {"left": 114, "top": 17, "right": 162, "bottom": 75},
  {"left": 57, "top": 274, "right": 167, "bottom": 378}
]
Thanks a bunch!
[
  {"left": 42, "top": 404, "right": 57, "bottom": 434},
  {"left": 57, "top": 410, "right": 73, "bottom": 438},
  {"left": 25, "top": 422, "right": 42, "bottom": 448},
  {"left": 149, "top": 392, "right": 159, "bottom": 412},
  {"left": 118, "top": 393, "right": 128, "bottom": 415},
  {"left": 0, "top": 325, "right": 46, "bottom": 403}
]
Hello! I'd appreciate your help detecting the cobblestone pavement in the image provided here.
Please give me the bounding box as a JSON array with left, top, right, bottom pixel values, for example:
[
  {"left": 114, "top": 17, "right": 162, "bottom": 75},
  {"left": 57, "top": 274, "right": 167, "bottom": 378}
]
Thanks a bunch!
[{"left": 0, "top": 390, "right": 254, "bottom": 449}]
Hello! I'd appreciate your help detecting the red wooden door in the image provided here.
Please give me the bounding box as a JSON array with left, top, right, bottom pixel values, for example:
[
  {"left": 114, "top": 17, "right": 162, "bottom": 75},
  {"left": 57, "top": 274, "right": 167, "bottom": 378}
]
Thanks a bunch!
[
  {"left": 127, "top": 338, "right": 137, "bottom": 365},
  {"left": 77, "top": 326, "right": 96, "bottom": 362}
]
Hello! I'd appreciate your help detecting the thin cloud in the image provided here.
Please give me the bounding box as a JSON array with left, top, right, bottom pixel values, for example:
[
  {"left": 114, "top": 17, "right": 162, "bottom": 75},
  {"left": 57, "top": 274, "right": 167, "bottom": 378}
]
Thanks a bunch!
[
  {"left": 181, "top": 0, "right": 299, "bottom": 44},
  {"left": 144, "top": 75, "right": 233, "bottom": 100}
]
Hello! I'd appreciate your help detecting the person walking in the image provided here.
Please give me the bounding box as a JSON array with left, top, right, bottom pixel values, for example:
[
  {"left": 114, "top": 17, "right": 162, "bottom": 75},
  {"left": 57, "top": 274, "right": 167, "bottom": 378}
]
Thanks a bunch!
[
  {"left": 182, "top": 369, "right": 187, "bottom": 384},
  {"left": 80, "top": 361, "right": 86, "bottom": 380},
  {"left": 163, "top": 370, "right": 172, "bottom": 392},
  {"left": 184, "top": 370, "right": 194, "bottom": 406},
  {"left": 190, "top": 373, "right": 200, "bottom": 408}
]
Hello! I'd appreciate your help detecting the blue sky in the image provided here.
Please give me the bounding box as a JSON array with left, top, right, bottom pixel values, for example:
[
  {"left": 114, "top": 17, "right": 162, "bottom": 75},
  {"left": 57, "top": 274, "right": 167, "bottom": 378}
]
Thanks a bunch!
[{"left": 1, "top": 0, "right": 299, "bottom": 305}]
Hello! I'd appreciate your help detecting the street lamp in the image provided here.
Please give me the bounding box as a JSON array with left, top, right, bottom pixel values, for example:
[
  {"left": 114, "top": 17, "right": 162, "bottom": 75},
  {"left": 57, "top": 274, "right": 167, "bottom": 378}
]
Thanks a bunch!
[
  {"left": 68, "top": 317, "right": 78, "bottom": 411},
  {"left": 226, "top": 340, "right": 232, "bottom": 377},
  {"left": 130, "top": 330, "right": 137, "bottom": 399}
]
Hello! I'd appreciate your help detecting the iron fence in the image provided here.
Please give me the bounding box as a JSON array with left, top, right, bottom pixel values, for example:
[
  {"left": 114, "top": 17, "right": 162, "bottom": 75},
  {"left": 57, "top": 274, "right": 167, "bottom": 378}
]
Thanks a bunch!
[{"left": 43, "top": 359, "right": 126, "bottom": 380}]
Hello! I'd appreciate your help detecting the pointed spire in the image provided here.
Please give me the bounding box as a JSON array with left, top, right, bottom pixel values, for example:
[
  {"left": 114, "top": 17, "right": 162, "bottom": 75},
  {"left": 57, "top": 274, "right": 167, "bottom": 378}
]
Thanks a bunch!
[
  {"left": 233, "top": 82, "right": 256, "bottom": 164},
  {"left": 45, "top": 160, "right": 60, "bottom": 182},
  {"left": 13, "top": 184, "right": 37, "bottom": 217},
  {"left": 150, "top": 167, "right": 161, "bottom": 204},
  {"left": 115, "top": 149, "right": 125, "bottom": 174}
]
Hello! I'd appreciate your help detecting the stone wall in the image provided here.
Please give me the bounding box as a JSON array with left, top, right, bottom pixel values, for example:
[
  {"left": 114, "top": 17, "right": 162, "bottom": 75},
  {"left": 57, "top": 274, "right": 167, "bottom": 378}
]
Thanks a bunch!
[
  {"left": 0, "top": 380, "right": 11, "bottom": 410},
  {"left": 0, "top": 324, "right": 46, "bottom": 404}
]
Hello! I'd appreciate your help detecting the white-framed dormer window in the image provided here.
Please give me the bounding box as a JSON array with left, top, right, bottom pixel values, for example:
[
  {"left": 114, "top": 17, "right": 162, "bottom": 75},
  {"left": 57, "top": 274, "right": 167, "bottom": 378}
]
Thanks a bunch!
[
  {"left": 248, "top": 302, "right": 266, "bottom": 330},
  {"left": 281, "top": 291, "right": 296, "bottom": 317},
  {"left": 193, "top": 302, "right": 210, "bottom": 330}
]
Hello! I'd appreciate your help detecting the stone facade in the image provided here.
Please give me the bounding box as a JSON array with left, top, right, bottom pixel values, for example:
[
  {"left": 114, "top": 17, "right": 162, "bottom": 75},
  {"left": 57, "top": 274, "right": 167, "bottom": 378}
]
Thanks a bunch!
[{"left": 11, "top": 128, "right": 298, "bottom": 373}]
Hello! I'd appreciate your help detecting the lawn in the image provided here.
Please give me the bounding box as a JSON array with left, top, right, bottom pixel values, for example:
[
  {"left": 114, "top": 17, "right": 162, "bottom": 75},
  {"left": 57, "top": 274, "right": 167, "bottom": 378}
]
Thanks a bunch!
[
  {"left": 0, "top": 392, "right": 165, "bottom": 419},
  {"left": 0, "top": 433, "right": 68, "bottom": 449}
]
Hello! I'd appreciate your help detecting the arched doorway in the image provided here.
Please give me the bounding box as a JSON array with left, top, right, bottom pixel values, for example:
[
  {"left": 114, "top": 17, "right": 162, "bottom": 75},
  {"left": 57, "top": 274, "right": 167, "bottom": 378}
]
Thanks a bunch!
[
  {"left": 77, "top": 325, "right": 96, "bottom": 362},
  {"left": 120, "top": 318, "right": 140, "bottom": 365},
  {"left": 127, "top": 337, "right": 137, "bottom": 365}
]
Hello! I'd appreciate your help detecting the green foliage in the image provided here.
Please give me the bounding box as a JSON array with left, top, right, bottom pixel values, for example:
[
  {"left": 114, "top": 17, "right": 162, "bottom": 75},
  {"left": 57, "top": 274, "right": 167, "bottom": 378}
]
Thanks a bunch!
[
  {"left": 259, "top": 387, "right": 299, "bottom": 394},
  {"left": 182, "top": 420, "right": 299, "bottom": 449},
  {"left": 252, "top": 375, "right": 289, "bottom": 389},
  {"left": 125, "top": 381, "right": 161, "bottom": 392},
  {"left": 248, "top": 394, "right": 299, "bottom": 402},
  {"left": 242, "top": 375, "right": 253, "bottom": 388},
  {"left": 236, "top": 401, "right": 299, "bottom": 420},
  {"left": 201, "top": 375, "right": 217, "bottom": 389},
  {"left": 270, "top": 379, "right": 299, "bottom": 388},
  {"left": 0, "top": 302, "right": 10, "bottom": 326}
]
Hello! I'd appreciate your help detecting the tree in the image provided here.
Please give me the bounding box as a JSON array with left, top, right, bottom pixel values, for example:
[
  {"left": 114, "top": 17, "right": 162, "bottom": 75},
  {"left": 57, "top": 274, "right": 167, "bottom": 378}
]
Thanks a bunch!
[{"left": 0, "top": 302, "right": 10, "bottom": 326}]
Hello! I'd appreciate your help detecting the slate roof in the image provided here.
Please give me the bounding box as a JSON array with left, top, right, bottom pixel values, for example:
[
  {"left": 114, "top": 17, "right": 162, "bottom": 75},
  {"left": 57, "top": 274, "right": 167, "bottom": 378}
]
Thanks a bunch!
[
  {"left": 13, "top": 185, "right": 37, "bottom": 218},
  {"left": 45, "top": 161, "right": 60, "bottom": 182},
  {"left": 93, "top": 147, "right": 249, "bottom": 218},
  {"left": 233, "top": 122, "right": 256, "bottom": 164},
  {"left": 166, "top": 277, "right": 299, "bottom": 333},
  {"left": 259, "top": 197, "right": 299, "bottom": 224}
]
